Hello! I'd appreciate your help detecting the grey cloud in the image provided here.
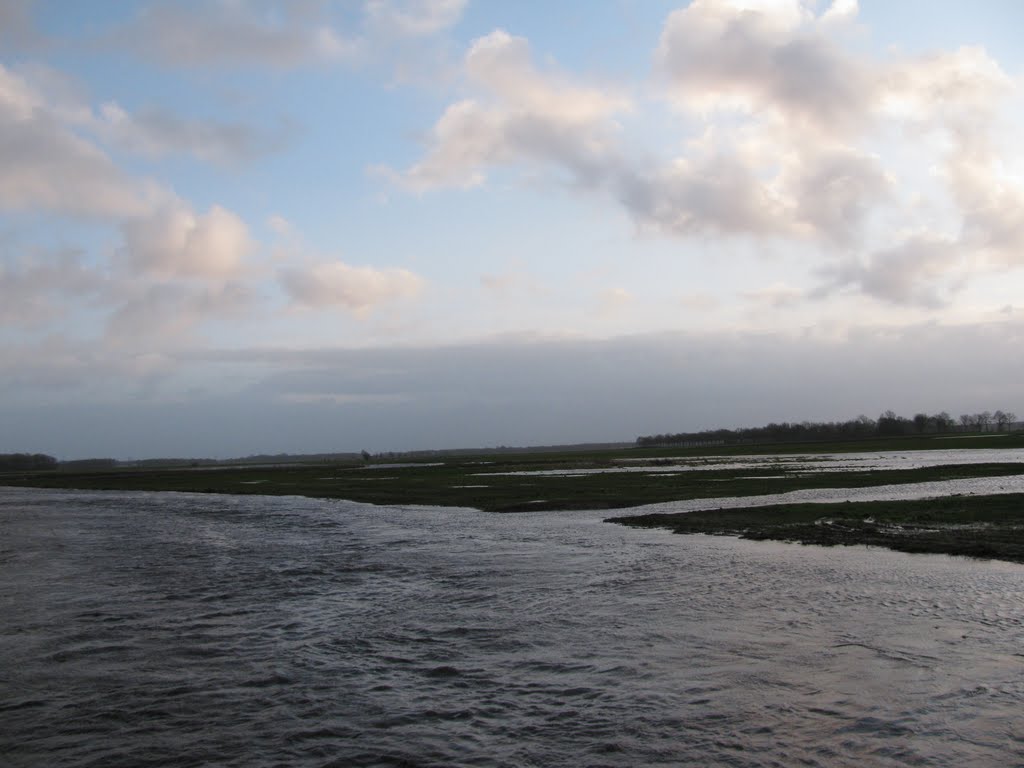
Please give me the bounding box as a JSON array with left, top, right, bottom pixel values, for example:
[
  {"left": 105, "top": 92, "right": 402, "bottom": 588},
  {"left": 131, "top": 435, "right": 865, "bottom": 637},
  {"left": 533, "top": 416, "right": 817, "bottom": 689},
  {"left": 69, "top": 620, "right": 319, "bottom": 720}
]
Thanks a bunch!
[
  {"left": 4, "top": 322, "right": 1023, "bottom": 458},
  {"left": 99, "top": 104, "right": 291, "bottom": 165},
  {"left": 819, "top": 235, "right": 963, "bottom": 308},
  {"left": 785, "top": 148, "right": 892, "bottom": 247},
  {"left": 111, "top": 2, "right": 360, "bottom": 69},
  {"left": 613, "top": 155, "right": 788, "bottom": 238},
  {"left": 0, "top": 0, "right": 44, "bottom": 52},
  {"left": 657, "top": 1, "right": 872, "bottom": 134},
  {"left": 0, "top": 248, "right": 107, "bottom": 327},
  {"left": 104, "top": 281, "right": 253, "bottom": 347}
]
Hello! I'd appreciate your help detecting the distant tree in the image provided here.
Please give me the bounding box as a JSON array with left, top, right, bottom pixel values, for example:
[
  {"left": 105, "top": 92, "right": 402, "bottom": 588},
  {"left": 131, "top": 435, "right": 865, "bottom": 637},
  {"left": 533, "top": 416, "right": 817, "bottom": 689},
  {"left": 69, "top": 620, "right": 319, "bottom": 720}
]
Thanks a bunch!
[
  {"left": 994, "top": 410, "right": 1009, "bottom": 432},
  {"left": 933, "top": 412, "right": 955, "bottom": 433},
  {"left": 978, "top": 411, "right": 993, "bottom": 432},
  {"left": 912, "top": 413, "right": 930, "bottom": 434},
  {"left": 1007, "top": 412, "right": 1018, "bottom": 431},
  {"left": 360, "top": 450, "right": 371, "bottom": 462},
  {"left": 0, "top": 453, "right": 58, "bottom": 471}
]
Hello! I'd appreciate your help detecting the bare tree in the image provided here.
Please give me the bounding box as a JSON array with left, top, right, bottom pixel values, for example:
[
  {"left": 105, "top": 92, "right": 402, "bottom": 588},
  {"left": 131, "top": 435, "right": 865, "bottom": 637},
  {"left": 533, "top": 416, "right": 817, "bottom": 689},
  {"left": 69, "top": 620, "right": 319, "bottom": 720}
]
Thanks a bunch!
[
  {"left": 979, "top": 411, "right": 993, "bottom": 432},
  {"left": 994, "top": 410, "right": 1008, "bottom": 431}
]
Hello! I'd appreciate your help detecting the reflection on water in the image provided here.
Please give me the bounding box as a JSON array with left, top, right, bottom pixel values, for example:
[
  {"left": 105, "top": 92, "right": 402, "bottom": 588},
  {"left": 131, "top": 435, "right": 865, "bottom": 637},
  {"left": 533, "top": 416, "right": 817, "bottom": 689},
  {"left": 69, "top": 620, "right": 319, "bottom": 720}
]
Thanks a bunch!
[
  {"left": 2, "top": 487, "right": 1024, "bottom": 767},
  {"left": 622, "top": 473, "right": 1024, "bottom": 514},
  {"left": 487, "top": 447, "right": 1024, "bottom": 477}
]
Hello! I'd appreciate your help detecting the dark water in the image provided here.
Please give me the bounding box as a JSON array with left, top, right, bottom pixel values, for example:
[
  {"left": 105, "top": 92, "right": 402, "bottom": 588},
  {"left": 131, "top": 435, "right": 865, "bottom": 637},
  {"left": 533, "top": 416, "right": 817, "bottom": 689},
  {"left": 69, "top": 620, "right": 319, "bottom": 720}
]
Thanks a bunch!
[{"left": 3, "top": 488, "right": 1024, "bottom": 767}]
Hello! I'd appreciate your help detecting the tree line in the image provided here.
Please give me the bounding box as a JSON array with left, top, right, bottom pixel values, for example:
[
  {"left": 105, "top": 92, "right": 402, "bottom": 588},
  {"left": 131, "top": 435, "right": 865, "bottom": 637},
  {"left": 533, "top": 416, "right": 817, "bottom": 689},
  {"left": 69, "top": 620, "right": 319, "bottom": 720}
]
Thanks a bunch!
[
  {"left": 0, "top": 453, "right": 58, "bottom": 471},
  {"left": 636, "top": 409, "right": 1019, "bottom": 448}
]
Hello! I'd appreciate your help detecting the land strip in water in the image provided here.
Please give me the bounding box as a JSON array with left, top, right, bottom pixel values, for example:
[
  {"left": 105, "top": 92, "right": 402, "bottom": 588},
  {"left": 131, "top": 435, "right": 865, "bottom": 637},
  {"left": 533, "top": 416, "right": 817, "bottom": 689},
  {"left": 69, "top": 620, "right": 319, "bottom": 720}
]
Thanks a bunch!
[
  {"left": 607, "top": 493, "right": 1024, "bottom": 563},
  {"left": 4, "top": 433, "right": 1024, "bottom": 561}
]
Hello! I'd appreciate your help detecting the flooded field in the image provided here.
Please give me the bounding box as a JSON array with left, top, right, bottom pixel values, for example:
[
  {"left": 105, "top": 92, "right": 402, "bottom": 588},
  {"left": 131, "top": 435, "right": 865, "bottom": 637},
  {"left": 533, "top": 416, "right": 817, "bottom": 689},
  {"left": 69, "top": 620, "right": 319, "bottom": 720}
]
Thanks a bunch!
[
  {"left": 482, "top": 448, "right": 1024, "bottom": 477},
  {"left": 3, "top": 487, "right": 1024, "bottom": 767}
]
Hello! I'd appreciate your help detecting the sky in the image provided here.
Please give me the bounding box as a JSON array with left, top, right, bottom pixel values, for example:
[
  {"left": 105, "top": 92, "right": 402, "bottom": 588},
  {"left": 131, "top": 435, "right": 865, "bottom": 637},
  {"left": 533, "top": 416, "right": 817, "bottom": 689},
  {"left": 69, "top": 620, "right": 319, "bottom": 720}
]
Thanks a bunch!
[{"left": 2, "top": 0, "right": 1024, "bottom": 459}]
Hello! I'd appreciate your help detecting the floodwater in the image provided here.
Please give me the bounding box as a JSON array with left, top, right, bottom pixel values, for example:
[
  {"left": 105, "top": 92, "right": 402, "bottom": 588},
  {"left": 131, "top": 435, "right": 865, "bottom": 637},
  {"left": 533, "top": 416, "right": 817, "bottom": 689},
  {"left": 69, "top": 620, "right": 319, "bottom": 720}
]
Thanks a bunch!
[
  {"left": 3, "top": 486, "right": 1024, "bottom": 767},
  {"left": 482, "top": 447, "right": 1024, "bottom": 477}
]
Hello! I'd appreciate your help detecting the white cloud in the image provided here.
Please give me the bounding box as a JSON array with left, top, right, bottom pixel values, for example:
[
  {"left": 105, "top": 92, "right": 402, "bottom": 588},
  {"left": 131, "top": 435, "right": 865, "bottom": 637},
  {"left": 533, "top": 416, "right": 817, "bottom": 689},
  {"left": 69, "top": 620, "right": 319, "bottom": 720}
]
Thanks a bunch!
[
  {"left": 394, "top": 4, "right": 1024, "bottom": 310},
  {"left": 280, "top": 261, "right": 424, "bottom": 312},
  {"left": 365, "top": 0, "right": 467, "bottom": 37},
  {"left": 597, "top": 287, "right": 634, "bottom": 313},
  {"left": 119, "top": 202, "right": 253, "bottom": 279},
  {"left": 401, "top": 29, "right": 630, "bottom": 189},
  {"left": 0, "top": 64, "right": 151, "bottom": 217}
]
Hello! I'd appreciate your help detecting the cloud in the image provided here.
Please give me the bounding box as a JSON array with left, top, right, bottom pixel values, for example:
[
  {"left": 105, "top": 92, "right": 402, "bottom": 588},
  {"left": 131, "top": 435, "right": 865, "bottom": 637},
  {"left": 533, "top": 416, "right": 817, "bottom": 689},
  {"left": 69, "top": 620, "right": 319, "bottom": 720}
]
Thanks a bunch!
[
  {"left": 656, "top": 0, "right": 872, "bottom": 135},
  {"left": 105, "top": 280, "right": 253, "bottom": 346},
  {"left": 365, "top": 0, "right": 467, "bottom": 37},
  {"left": 7, "top": 319, "right": 1022, "bottom": 457},
  {"left": 111, "top": 1, "right": 360, "bottom": 69},
  {"left": 0, "top": 64, "right": 151, "bottom": 217},
  {"left": 743, "top": 283, "right": 804, "bottom": 309},
  {"left": 0, "top": 247, "right": 107, "bottom": 327},
  {"left": 613, "top": 149, "right": 791, "bottom": 238},
  {"left": 119, "top": 202, "right": 253, "bottom": 279},
  {"left": 400, "top": 29, "right": 630, "bottom": 189},
  {"left": 597, "top": 287, "right": 634, "bottom": 314},
  {"left": 0, "top": 0, "right": 44, "bottom": 52},
  {"left": 96, "top": 103, "right": 288, "bottom": 165},
  {"left": 782, "top": 147, "right": 892, "bottom": 246},
  {"left": 393, "top": 4, "right": 1024, "bottom": 309},
  {"left": 819, "top": 234, "right": 964, "bottom": 308},
  {"left": 280, "top": 261, "right": 424, "bottom": 312}
]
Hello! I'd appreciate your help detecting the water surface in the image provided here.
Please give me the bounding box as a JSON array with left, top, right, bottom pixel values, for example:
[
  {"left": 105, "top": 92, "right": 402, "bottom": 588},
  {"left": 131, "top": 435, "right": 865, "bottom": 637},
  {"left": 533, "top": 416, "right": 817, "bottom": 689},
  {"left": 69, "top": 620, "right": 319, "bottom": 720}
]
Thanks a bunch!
[{"left": 2, "top": 488, "right": 1023, "bottom": 766}]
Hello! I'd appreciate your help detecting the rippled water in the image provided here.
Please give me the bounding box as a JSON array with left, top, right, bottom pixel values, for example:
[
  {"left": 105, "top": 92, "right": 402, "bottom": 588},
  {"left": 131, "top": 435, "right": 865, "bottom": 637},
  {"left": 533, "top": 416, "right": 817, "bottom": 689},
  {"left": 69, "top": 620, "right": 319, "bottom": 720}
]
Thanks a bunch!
[{"left": 3, "top": 488, "right": 1024, "bottom": 767}]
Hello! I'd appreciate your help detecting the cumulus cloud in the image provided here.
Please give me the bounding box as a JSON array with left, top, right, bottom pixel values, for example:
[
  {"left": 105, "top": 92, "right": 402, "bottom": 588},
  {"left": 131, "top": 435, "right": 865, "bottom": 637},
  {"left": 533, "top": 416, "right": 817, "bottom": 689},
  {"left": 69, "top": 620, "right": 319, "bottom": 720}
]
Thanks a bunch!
[
  {"left": 0, "top": 64, "right": 151, "bottom": 217},
  {"left": 656, "top": 0, "right": 872, "bottom": 135},
  {"left": 111, "top": 1, "right": 360, "bottom": 69},
  {"left": 401, "top": 29, "right": 630, "bottom": 189},
  {"left": 119, "top": 202, "right": 253, "bottom": 279},
  {"left": 393, "top": 1, "right": 1024, "bottom": 309},
  {"left": 280, "top": 261, "right": 424, "bottom": 312},
  {"left": 365, "top": 0, "right": 467, "bottom": 37}
]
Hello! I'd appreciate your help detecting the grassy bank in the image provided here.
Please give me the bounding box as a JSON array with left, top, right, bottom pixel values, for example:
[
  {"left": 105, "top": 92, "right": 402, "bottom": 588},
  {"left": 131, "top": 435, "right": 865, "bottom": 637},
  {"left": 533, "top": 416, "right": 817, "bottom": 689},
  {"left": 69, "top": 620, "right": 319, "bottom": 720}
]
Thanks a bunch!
[{"left": 608, "top": 493, "right": 1024, "bottom": 563}]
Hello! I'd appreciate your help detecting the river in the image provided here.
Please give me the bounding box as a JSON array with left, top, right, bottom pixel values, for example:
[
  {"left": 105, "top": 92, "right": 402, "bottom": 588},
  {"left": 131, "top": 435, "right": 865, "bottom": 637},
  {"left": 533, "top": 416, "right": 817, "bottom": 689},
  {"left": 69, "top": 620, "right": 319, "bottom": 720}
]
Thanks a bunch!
[{"left": 2, "top": 487, "right": 1023, "bottom": 766}]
